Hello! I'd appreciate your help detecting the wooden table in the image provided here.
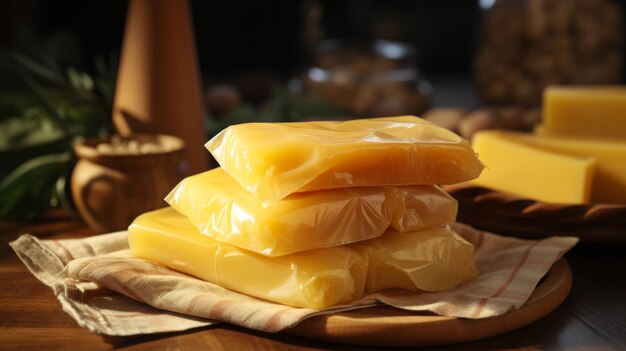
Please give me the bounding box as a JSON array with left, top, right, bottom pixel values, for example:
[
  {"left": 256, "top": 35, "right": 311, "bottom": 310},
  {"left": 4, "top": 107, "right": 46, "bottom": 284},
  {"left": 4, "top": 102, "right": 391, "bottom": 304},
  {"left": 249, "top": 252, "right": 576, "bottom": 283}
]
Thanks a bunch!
[{"left": 1, "top": 210, "right": 625, "bottom": 350}]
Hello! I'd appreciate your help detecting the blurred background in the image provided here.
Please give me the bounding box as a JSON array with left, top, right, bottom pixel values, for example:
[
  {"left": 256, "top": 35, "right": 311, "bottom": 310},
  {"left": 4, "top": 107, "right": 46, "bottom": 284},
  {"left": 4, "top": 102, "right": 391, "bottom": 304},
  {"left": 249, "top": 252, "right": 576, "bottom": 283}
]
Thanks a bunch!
[
  {"left": 2, "top": 0, "right": 625, "bottom": 111},
  {"left": 0, "top": 1, "right": 484, "bottom": 106},
  {"left": 1, "top": 0, "right": 625, "bottom": 220}
]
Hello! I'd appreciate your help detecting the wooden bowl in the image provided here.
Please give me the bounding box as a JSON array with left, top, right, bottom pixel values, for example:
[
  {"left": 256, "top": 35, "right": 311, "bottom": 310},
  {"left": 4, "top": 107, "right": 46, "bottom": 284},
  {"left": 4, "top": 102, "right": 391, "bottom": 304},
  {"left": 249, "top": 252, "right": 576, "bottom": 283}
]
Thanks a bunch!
[
  {"left": 443, "top": 183, "right": 626, "bottom": 243},
  {"left": 71, "top": 134, "right": 185, "bottom": 232}
]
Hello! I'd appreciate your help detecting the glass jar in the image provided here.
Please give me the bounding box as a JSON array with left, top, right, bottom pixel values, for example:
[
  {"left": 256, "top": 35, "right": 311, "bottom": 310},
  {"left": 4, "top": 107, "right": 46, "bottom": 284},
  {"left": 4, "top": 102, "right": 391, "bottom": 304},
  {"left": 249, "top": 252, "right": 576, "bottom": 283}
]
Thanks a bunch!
[
  {"left": 475, "top": 0, "right": 623, "bottom": 106},
  {"left": 303, "top": 39, "right": 431, "bottom": 117}
]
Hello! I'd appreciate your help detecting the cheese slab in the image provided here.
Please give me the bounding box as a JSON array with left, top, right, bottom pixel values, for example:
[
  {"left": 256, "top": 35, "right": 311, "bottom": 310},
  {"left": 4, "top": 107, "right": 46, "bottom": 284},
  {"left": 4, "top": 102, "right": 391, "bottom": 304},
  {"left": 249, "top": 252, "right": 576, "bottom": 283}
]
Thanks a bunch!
[
  {"left": 206, "top": 116, "right": 484, "bottom": 203},
  {"left": 129, "top": 207, "right": 478, "bottom": 308},
  {"left": 490, "top": 131, "right": 626, "bottom": 204},
  {"left": 471, "top": 131, "right": 595, "bottom": 204},
  {"left": 165, "top": 168, "right": 458, "bottom": 256},
  {"left": 539, "top": 86, "right": 626, "bottom": 140}
]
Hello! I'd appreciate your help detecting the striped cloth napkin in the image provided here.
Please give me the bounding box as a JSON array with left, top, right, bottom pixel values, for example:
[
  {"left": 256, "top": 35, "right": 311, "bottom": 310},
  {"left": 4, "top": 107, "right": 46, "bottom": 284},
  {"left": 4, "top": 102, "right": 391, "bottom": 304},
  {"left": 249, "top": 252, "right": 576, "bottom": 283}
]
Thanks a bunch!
[{"left": 10, "top": 223, "right": 578, "bottom": 336}]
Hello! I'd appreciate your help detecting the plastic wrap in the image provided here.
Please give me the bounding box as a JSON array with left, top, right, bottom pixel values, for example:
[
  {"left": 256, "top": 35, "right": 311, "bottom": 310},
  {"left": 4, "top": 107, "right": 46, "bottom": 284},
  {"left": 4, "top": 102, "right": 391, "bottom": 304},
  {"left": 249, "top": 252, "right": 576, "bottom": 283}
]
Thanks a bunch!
[
  {"left": 205, "top": 116, "right": 484, "bottom": 204},
  {"left": 129, "top": 207, "right": 478, "bottom": 308},
  {"left": 350, "top": 226, "right": 478, "bottom": 292},
  {"left": 165, "top": 168, "right": 458, "bottom": 256},
  {"left": 129, "top": 207, "right": 368, "bottom": 309}
]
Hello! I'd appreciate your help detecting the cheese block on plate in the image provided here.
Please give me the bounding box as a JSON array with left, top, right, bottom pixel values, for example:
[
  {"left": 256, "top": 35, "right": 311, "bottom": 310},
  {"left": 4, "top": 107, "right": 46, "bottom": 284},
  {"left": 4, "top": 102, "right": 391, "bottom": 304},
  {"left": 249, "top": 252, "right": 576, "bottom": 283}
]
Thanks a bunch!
[{"left": 129, "top": 207, "right": 478, "bottom": 308}]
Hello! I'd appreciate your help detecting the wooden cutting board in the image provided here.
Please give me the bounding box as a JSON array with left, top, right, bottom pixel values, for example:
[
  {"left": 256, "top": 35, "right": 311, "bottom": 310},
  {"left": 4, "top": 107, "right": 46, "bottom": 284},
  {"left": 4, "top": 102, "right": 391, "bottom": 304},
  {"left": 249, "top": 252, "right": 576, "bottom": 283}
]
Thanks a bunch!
[{"left": 285, "top": 259, "right": 572, "bottom": 347}]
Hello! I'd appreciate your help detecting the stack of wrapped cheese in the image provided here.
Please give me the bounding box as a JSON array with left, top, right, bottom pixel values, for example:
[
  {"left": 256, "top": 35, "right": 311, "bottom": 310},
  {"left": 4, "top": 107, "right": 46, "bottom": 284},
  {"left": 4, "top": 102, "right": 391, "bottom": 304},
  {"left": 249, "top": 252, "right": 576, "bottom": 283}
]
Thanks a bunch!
[{"left": 128, "top": 116, "right": 485, "bottom": 309}]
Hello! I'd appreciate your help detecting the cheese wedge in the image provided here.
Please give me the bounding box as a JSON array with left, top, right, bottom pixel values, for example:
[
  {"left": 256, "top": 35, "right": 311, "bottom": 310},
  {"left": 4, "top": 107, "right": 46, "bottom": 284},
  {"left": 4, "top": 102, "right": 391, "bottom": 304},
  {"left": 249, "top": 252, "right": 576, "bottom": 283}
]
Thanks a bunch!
[
  {"left": 488, "top": 131, "right": 626, "bottom": 204},
  {"left": 539, "top": 86, "right": 626, "bottom": 140},
  {"left": 129, "top": 207, "right": 478, "bottom": 308},
  {"left": 472, "top": 131, "right": 595, "bottom": 204},
  {"left": 206, "top": 116, "right": 484, "bottom": 203},
  {"left": 165, "top": 168, "right": 458, "bottom": 256}
]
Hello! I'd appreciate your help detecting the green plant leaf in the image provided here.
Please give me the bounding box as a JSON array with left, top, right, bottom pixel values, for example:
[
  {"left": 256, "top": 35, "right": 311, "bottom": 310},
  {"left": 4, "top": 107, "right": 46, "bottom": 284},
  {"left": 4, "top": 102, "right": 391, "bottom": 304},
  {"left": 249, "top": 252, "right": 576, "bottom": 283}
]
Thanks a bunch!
[
  {"left": 0, "top": 152, "right": 72, "bottom": 218},
  {"left": 12, "top": 52, "right": 66, "bottom": 85},
  {"left": 14, "top": 67, "right": 68, "bottom": 128},
  {"left": 2, "top": 51, "right": 116, "bottom": 217}
]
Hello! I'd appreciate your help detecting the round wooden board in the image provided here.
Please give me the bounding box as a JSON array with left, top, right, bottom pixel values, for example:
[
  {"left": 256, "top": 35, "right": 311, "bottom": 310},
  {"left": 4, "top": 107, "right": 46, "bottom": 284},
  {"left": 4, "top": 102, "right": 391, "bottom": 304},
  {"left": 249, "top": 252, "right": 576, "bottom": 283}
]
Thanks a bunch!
[{"left": 285, "top": 259, "right": 572, "bottom": 347}]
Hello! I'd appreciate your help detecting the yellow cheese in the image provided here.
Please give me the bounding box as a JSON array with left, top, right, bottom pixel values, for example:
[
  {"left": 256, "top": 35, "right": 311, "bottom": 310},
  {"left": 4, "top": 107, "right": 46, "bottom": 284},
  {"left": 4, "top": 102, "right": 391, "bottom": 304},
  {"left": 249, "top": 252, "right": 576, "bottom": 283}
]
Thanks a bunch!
[
  {"left": 206, "top": 116, "right": 484, "bottom": 203},
  {"left": 471, "top": 131, "right": 595, "bottom": 204},
  {"left": 539, "top": 86, "right": 626, "bottom": 139},
  {"left": 129, "top": 207, "right": 478, "bottom": 308},
  {"left": 350, "top": 227, "right": 478, "bottom": 293},
  {"left": 492, "top": 131, "right": 626, "bottom": 204},
  {"left": 129, "top": 207, "right": 367, "bottom": 309},
  {"left": 165, "top": 168, "right": 458, "bottom": 256}
]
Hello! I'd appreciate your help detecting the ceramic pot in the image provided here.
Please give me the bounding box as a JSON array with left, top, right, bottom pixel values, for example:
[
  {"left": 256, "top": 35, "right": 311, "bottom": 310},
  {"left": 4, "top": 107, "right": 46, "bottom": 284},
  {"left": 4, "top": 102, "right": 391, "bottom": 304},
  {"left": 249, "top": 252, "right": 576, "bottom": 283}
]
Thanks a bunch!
[{"left": 71, "top": 134, "right": 184, "bottom": 232}]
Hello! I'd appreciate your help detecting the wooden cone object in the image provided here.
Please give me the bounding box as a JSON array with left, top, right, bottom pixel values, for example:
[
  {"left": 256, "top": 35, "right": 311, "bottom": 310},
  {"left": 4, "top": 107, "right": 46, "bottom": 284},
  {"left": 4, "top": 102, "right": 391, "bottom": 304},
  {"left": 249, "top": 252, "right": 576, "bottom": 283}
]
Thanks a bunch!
[{"left": 112, "top": 0, "right": 208, "bottom": 174}]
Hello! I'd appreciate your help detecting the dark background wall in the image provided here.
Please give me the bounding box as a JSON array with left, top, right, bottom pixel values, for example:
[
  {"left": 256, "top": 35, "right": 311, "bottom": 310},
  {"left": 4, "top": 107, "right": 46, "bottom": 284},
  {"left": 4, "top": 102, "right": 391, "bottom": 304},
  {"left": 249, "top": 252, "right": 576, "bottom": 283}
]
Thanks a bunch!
[
  {"left": 2, "top": 0, "right": 625, "bottom": 109},
  {"left": 0, "top": 0, "right": 482, "bottom": 81}
]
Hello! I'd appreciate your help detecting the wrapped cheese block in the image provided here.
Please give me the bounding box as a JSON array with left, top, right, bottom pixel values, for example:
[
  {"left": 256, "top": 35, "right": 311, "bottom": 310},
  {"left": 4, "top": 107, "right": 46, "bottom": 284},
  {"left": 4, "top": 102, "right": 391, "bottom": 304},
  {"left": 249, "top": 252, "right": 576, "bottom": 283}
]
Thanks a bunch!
[
  {"left": 165, "top": 168, "right": 458, "bottom": 256},
  {"left": 129, "top": 207, "right": 368, "bottom": 309},
  {"left": 206, "top": 116, "right": 484, "bottom": 203},
  {"left": 350, "top": 226, "right": 478, "bottom": 292},
  {"left": 129, "top": 207, "right": 478, "bottom": 308}
]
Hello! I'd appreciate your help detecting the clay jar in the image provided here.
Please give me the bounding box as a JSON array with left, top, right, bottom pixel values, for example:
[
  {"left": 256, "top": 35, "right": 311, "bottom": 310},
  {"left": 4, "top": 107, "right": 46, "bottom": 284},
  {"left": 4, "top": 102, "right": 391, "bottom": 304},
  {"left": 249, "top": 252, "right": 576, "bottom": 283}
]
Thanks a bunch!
[{"left": 71, "top": 134, "right": 185, "bottom": 232}]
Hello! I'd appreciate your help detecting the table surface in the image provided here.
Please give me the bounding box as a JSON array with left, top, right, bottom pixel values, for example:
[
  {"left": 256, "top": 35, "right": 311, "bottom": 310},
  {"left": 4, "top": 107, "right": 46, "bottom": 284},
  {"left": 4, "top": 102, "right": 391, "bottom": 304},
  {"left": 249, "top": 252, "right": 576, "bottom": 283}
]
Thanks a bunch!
[{"left": 1, "top": 210, "right": 626, "bottom": 351}]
